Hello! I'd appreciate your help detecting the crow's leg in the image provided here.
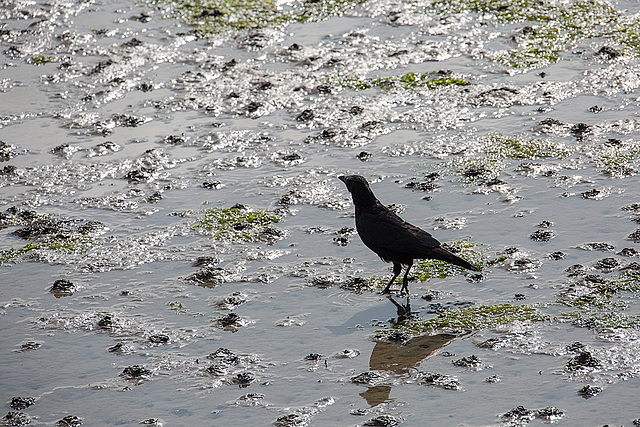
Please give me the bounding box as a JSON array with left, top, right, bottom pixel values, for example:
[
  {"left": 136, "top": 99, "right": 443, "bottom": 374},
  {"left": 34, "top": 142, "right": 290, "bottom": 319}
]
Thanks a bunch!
[
  {"left": 400, "top": 261, "right": 413, "bottom": 295},
  {"left": 382, "top": 262, "right": 402, "bottom": 294}
]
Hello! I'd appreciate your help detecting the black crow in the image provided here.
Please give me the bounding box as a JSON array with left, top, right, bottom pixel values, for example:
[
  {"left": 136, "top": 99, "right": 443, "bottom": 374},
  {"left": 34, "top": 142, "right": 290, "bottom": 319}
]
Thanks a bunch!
[{"left": 339, "top": 175, "right": 479, "bottom": 294}]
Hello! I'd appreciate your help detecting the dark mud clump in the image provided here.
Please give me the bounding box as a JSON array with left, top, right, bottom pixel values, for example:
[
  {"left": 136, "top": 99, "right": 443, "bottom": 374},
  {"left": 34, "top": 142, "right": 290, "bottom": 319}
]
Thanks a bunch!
[
  {"left": 56, "top": 415, "right": 83, "bottom": 426},
  {"left": 530, "top": 229, "right": 554, "bottom": 242},
  {"left": 333, "top": 226, "right": 355, "bottom": 246},
  {"left": 578, "top": 384, "right": 602, "bottom": 399},
  {"left": 628, "top": 229, "right": 640, "bottom": 243},
  {"left": 579, "top": 242, "right": 616, "bottom": 252},
  {"left": 535, "top": 407, "right": 564, "bottom": 421},
  {"left": 596, "top": 46, "right": 622, "bottom": 60},
  {"left": 97, "top": 314, "right": 113, "bottom": 329},
  {"left": 18, "top": 341, "right": 41, "bottom": 352},
  {"left": 351, "top": 371, "right": 389, "bottom": 386},
  {"left": 565, "top": 264, "right": 586, "bottom": 277},
  {"left": 404, "top": 173, "right": 439, "bottom": 192},
  {"left": 202, "top": 180, "right": 223, "bottom": 189},
  {"left": 415, "top": 371, "right": 460, "bottom": 390},
  {"left": 149, "top": 334, "right": 170, "bottom": 344},
  {"left": 501, "top": 406, "right": 535, "bottom": 423},
  {"left": 549, "top": 251, "right": 565, "bottom": 260},
  {"left": 501, "top": 405, "right": 563, "bottom": 423},
  {"left": 213, "top": 292, "right": 247, "bottom": 309},
  {"left": 217, "top": 312, "right": 242, "bottom": 328},
  {"left": 274, "top": 414, "right": 308, "bottom": 427},
  {"left": 593, "top": 257, "right": 620, "bottom": 272},
  {"left": 296, "top": 109, "right": 314, "bottom": 122},
  {"left": 204, "top": 347, "right": 260, "bottom": 382},
  {"left": 50, "top": 279, "right": 75, "bottom": 297},
  {"left": 2, "top": 411, "right": 30, "bottom": 426},
  {"left": 452, "top": 355, "right": 482, "bottom": 369},
  {"left": 580, "top": 188, "right": 601, "bottom": 200},
  {"left": 185, "top": 265, "right": 238, "bottom": 287},
  {"left": 356, "top": 151, "right": 372, "bottom": 161},
  {"left": 570, "top": 123, "right": 591, "bottom": 140},
  {"left": 0, "top": 141, "right": 20, "bottom": 161},
  {"left": 206, "top": 348, "right": 242, "bottom": 376},
  {"left": 619, "top": 248, "right": 640, "bottom": 257},
  {"left": 10, "top": 397, "right": 35, "bottom": 410},
  {"left": 14, "top": 217, "right": 68, "bottom": 239},
  {"left": 566, "top": 351, "right": 601, "bottom": 371},
  {"left": 121, "top": 365, "right": 152, "bottom": 379},
  {"left": 339, "top": 277, "right": 370, "bottom": 293},
  {"left": 125, "top": 168, "right": 155, "bottom": 183},
  {"left": 232, "top": 372, "right": 255, "bottom": 388},
  {"left": 363, "top": 414, "right": 401, "bottom": 426},
  {"left": 304, "top": 353, "right": 322, "bottom": 361}
]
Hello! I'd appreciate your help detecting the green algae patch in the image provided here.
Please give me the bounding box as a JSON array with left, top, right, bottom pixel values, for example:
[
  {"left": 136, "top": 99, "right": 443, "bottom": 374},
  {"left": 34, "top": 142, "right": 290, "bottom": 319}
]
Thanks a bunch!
[
  {"left": 391, "top": 304, "right": 548, "bottom": 335},
  {"left": 167, "top": 301, "right": 207, "bottom": 317},
  {"left": 559, "top": 271, "right": 640, "bottom": 308},
  {"left": 595, "top": 145, "right": 640, "bottom": 168},
  {"left": 484, "top": 133, "right": 570, "bottom": 160},
  {"left": 424, "top": 133, "right": 570, "bottom": 186},
  {"left": 0, "top": 234, "right": 94, "bottom": 264},
  {"left": 592, "top": 270, "right": 640, "bottom": 297},
  {"left": 156, "top": 0, "right": 367, "bottom": 36},
  {"left": 0, "top": 210, "right": 99, "bottom": 264},
  {"left": 557, "top": 271, "right": 640, "bottom": 329},
  {"left": 434, "top": 154, "right": 506, "bottom": 186},
  {"left": 193, "top": 206, "right": 281, "bottom": 242},
  {"left": 558, "top": 309, "right": 640, "bottom": 329},
  {"left": 26, "top": 55, "right": 56, "bottom": 66},
  {"left": 335, "top": 72, "right": 471, "bottom": 91},
  {"left": 433, "top": 0, "right": 637, "bottom": 68}
]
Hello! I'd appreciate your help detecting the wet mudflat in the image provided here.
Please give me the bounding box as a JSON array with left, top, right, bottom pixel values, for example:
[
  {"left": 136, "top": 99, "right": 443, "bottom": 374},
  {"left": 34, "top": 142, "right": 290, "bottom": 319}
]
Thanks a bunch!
[{"left": 2, "top": 0, "right": 640, "bottom": 425}]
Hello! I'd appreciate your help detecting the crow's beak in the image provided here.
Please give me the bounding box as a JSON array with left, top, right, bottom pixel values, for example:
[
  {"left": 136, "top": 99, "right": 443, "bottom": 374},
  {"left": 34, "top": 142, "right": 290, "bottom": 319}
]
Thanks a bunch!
[{"left": 338, "top": 175, "right": 346, "bottom": 183}]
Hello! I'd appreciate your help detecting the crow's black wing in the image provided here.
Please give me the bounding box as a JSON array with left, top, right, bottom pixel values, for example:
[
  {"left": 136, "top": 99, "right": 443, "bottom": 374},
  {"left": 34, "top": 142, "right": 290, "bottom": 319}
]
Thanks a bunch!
[
  {"left": 356, "top": 203, "right": 479, "bottom": 271},
  {"left": 355, "top": 203, "right": 441, "bottom": 257}
]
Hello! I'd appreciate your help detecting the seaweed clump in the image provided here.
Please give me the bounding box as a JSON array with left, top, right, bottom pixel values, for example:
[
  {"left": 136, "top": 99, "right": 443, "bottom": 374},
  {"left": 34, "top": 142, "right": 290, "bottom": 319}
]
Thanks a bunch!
[
  {"left": 383, "top": 304, "right": 547, "bottom": 335},
  {"left": 336, "top": 71, "right": 471, "bottom": 91},
  {"left": 424, "top": 133, "right": 570, "bottom": 186},
  {"left": 433, "top": 0, "right": 638, "bottom": 68},
  {"left": 192, "top": 205, "right": 282, "bottom": 242},
  {"left": 558, "top": 270, "right": 640, "bottom": 329},
  {"left": 0, "top": 208, "right": 99, "bottom": 264},
  {"left": 484, "top": 133, "right": 570, "bottom": 160},
  {"left": 157, "top": 0, "right": 368, "bottom": 37}
]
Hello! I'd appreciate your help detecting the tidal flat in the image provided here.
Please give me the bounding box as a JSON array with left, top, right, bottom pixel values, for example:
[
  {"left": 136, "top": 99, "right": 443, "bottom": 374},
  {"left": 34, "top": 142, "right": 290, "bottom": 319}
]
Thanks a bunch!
[{"left": 2, "top": 0, "right": 640, "bottom": 425}]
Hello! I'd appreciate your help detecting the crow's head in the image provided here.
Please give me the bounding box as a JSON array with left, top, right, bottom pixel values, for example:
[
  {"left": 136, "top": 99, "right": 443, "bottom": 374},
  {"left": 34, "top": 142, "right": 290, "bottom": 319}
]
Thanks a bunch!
[{"left": 339, "top": 175, "right": 376, "bottom": 207}]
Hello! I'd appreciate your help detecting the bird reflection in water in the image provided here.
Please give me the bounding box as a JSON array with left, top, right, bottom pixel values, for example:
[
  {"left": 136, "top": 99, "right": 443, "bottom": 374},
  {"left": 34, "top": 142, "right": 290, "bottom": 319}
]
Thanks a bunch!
[
  {"left": 387, "top": 294, "right": 414, "bottom": 324},
  {"left": 359, "top": 296, "right": 456, "bottom": 407}
]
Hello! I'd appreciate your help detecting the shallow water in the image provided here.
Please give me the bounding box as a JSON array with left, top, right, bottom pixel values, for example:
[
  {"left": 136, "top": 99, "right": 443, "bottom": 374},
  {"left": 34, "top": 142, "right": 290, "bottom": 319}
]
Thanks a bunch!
[{"left": 2, "top": 0, "right": 640, "bottom": 425}]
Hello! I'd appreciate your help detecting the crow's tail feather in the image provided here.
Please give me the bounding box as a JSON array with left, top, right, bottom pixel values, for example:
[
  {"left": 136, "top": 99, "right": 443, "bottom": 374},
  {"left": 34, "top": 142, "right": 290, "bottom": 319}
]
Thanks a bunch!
[{"left": 431, "top": 246, "right": 480, "bottom": 272}]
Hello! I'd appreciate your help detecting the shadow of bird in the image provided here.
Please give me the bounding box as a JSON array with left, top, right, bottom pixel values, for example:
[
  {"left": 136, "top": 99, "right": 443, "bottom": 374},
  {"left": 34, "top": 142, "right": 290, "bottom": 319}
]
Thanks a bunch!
[{"left": 339, "top": 174, "right": 479, "bottom": 294}]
